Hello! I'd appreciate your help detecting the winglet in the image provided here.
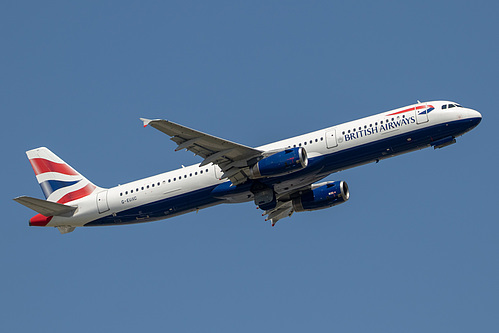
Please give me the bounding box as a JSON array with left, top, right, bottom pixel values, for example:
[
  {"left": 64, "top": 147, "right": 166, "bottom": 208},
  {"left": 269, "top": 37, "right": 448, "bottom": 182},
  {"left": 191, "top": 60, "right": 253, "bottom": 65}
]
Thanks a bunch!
[{"left": 140, "top": 118, "right": 152, "bottom": 128}]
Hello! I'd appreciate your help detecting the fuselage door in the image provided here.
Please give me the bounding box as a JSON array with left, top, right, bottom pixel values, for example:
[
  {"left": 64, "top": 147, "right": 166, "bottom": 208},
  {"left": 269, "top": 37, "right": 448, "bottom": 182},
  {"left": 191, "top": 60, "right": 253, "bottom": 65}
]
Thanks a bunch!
[
  {"left": 416, "top": 103, "right": 429, "bottom": 124},
  {"left": 325, "top": 129, "right": 338, "bottom": 148},
  {"left": 97, "top": 190, "right": 110, "bottom": 214}
]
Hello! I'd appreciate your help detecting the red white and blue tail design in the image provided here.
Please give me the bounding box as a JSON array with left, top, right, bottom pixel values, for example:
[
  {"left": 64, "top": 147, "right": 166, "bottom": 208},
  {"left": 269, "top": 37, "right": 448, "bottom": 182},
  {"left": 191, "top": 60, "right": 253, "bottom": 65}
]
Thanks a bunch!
[{"left": 26, "top": 147, "right": 97, "bottom": 203}]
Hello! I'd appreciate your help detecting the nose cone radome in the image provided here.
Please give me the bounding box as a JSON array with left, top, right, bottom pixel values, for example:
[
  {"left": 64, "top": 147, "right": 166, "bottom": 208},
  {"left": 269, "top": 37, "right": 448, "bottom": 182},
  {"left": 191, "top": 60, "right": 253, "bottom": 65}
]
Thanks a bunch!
[
  {"left": 473, "top": 109, "right": 482, "bottom": 120},
  {"left": 465, "top": 108, "right": 482, "bottom": 130},
  {"left": 470, "top": 108, "right": 482, "bottom": 122}
]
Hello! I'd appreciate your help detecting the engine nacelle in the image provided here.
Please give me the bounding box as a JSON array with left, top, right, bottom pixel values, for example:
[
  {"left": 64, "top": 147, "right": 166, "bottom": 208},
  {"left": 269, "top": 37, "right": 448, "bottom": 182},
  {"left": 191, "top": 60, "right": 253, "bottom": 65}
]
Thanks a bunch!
[
  {"left": 250, "top": 147, "right": 308, "bottom": 179},
  {"left": 292, "top": 181, "right": 349, "bottom": 212}
]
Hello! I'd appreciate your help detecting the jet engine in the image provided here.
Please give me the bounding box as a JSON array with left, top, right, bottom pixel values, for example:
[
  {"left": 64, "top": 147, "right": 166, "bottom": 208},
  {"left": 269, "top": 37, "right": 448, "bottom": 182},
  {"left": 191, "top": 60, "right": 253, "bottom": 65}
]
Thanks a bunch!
[
  {"left": 249, "top": 147, "right": 308, "bottom": 179},
  {"left": 292, "top": 181, "right": 349, "bottom": 212}
]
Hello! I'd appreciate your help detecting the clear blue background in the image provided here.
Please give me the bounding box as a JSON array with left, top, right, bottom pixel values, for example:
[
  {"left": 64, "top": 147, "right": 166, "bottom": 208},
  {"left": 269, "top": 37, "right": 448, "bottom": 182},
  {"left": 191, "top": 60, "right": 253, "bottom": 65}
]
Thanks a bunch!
[{"left": 2, "top": 1, "right": 497, "bottom": 332}]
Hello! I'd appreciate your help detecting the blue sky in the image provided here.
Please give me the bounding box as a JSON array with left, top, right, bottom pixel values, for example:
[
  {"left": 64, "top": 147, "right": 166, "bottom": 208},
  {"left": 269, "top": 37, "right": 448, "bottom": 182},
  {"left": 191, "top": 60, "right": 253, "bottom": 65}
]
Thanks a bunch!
[{"left": 1, "top": 1, "right": 497, "bottom": 332}]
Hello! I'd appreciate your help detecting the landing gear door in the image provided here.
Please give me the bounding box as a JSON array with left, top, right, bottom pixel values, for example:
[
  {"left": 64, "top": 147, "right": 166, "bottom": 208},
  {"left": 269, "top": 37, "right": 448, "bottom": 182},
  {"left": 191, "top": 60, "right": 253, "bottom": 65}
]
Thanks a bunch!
[
  {"left": 325, "top": 129, "right": 338, "bottom": 149},
  {"left": 416, "top": 103, "right": 429, "bottom": 124}
]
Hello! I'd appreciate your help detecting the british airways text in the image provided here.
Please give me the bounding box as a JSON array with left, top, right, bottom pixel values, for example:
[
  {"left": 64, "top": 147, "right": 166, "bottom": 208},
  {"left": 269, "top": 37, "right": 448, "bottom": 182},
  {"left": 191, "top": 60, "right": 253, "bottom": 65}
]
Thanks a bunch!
[{"left": 344, "top": 116, "right": 416, "bottom": 141}]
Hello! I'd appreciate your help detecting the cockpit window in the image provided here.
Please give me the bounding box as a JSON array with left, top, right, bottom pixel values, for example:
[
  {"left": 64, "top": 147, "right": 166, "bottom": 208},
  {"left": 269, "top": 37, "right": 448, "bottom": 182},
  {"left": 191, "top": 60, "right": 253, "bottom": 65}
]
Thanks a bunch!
[{"left": 442, "top": 103, "right": 463, "bottom": 110}]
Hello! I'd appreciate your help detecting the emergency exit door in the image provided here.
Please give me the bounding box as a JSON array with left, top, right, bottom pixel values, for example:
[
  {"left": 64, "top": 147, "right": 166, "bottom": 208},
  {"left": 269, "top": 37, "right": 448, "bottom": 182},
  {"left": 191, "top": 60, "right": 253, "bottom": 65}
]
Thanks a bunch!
[
  {"left": 325, "top": 129, "right": 338, "bottom": 148},
  {"left": 97, "top": 190, "right": 110, "bottom": 214},
  {"left": 416, "top": 103, "right": 429, "bottom": 124}
]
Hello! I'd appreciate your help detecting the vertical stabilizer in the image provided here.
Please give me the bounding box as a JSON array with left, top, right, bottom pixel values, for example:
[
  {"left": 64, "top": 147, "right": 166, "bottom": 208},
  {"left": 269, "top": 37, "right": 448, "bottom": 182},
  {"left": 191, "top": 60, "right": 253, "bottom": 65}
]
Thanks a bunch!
[{"left": 26, "top": 147, "right": 98, "bottom": 203}]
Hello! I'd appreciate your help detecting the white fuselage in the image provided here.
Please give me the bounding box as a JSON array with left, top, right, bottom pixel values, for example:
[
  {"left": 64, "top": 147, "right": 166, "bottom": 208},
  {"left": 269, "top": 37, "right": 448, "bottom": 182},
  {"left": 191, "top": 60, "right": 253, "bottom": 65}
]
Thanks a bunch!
[{"left": 45, "top": 101, "right": 482, "bottom": 228}]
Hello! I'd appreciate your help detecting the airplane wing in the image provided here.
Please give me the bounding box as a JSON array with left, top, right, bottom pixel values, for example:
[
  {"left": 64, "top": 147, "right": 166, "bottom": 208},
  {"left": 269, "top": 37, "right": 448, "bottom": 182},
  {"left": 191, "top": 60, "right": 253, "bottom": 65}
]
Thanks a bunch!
[{"left": 141, "top": 118, "right": 263, "bottom": 185}]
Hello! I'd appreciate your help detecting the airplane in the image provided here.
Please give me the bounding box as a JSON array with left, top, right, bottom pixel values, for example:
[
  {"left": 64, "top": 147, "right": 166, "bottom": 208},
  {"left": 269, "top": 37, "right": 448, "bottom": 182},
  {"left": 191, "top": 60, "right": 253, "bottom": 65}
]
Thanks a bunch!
[{"left": 14, "top": 100, "right": 481, "bottom": 234}]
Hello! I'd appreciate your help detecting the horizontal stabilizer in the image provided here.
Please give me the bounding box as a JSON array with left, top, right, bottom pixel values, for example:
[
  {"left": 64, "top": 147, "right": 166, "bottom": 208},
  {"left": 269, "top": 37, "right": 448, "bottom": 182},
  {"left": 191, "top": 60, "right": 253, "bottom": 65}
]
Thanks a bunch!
[{"left": 13, "top": 196, "right": 77, "bottom": 216}]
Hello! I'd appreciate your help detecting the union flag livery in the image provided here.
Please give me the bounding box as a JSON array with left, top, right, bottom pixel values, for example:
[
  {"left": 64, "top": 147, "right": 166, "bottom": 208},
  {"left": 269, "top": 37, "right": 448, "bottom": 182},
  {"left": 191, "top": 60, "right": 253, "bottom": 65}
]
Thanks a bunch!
[
  {"left": 21, "top": 148, "right": 99, "bottom": 229},
  {"left": 26, "top": 148, "right": 98, "bottom": 203},
  {"left": 14, "top": 100, "right": 481, "bottom": 233}
]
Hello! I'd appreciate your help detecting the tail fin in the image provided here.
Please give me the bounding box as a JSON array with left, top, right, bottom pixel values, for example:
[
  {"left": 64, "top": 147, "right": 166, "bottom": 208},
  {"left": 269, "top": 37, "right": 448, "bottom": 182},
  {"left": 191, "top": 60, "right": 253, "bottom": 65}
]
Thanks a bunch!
[{"left": 26, "top": 147, "right": 98, "bottom": 203}]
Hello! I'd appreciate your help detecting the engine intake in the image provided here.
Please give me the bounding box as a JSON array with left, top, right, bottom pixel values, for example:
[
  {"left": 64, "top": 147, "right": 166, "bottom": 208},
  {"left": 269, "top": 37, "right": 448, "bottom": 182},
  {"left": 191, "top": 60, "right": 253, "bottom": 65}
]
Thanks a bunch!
[
  {"left": 250, "top": 147, "right": 308, "bottom": 179},
  {"left": 292, "top": 181, "right": 349, "bottom": 212}
]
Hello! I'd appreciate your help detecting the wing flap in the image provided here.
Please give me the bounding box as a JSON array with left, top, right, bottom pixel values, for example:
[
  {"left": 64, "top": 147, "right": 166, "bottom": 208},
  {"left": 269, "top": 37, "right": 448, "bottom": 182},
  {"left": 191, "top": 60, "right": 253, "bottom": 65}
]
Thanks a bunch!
[
  {"left": 14, "top": 196, "right": 77, "bottom": 216},
  {"left": 262, "top": 201, "right": 294, "bottom": 226}
]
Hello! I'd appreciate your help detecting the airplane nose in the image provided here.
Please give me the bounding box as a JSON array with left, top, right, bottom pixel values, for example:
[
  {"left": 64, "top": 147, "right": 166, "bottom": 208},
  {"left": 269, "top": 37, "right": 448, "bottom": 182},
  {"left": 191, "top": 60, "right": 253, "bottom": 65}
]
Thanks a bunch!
[
  {"left": 471, "top": 109, "right": 482, "bottom": 120},
  {"left": 466, "top": 108, "right": 482, "bottom": 128},
  {"left": 470, "top": 108, "right": 482, "bottom": 119}
]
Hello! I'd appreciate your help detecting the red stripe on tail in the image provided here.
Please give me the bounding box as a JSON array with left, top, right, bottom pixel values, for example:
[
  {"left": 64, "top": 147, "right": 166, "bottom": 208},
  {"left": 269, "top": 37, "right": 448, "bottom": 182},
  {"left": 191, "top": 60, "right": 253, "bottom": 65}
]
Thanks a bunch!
[
  {"left": 29, "top": 158, "right": 79, "bottom": 176},
  {"left": 57, "top": 184, "right": 96, "bottom": 204}
]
